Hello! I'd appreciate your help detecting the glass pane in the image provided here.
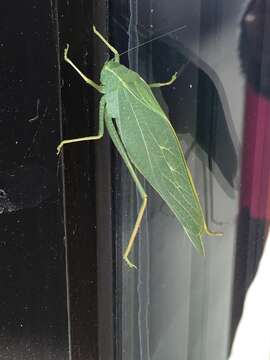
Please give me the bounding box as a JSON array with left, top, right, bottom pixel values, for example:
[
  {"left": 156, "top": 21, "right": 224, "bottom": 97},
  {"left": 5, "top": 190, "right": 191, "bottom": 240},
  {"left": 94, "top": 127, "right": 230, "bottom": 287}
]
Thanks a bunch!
[{"left": 109, "top": 0, "right": 270, "bottom": 359}]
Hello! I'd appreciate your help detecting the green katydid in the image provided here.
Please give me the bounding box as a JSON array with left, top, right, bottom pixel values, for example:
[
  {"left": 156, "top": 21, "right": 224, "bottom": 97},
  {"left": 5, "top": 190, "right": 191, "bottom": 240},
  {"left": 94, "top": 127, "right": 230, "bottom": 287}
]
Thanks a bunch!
[{"left": 57, "top": 26, "right": 220, "bottom": 268}]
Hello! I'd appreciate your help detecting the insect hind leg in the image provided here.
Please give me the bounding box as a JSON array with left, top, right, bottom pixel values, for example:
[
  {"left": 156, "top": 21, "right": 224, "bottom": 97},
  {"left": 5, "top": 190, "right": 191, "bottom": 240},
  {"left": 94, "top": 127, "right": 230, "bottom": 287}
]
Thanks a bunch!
[
  {"left": 123, "top": 195, "right": 147, "bottom": 268},
  {"left": 105, "top": 114, "right": 147, "bottom": 268}
]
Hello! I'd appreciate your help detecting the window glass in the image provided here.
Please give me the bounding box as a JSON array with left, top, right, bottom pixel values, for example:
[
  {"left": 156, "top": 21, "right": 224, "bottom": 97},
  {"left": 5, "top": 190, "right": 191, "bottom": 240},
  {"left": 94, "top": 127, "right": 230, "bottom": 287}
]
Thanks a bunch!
[{"left": 109, "top": 1, "right": 270, "bottom": 359}]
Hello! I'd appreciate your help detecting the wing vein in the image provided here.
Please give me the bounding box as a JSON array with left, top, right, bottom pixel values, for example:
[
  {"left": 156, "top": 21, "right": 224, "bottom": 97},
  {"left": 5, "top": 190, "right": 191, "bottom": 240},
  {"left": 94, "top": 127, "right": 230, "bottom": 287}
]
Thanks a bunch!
[
  {"left": 161, "top": 172, "right": 199, "bottom": 213},
  {"left": 168, "top": 190, "right": 201, "bottom": 229},
  {"left": 106, "top": 67, "right": 167, "bottom": 120},
  {"left": 142, "top": 120, "right": 197, "bottom": 199},
  {"left": 123, "top": 91, "right": 155, "bottom": 179}
]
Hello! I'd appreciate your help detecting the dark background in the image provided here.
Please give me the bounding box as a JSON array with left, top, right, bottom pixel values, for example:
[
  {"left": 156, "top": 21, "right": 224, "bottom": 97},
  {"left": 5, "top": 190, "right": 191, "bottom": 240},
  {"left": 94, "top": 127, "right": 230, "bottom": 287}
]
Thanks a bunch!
[{"left": 0, "top": 1, "right": 112, "bottom": 359}]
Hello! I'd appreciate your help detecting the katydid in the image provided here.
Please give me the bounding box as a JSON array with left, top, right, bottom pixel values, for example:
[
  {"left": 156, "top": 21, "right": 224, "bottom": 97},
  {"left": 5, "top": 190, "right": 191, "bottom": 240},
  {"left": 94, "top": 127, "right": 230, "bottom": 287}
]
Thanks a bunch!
[{"left": 57, "top": 26, "right": 220, "bottom": 268}]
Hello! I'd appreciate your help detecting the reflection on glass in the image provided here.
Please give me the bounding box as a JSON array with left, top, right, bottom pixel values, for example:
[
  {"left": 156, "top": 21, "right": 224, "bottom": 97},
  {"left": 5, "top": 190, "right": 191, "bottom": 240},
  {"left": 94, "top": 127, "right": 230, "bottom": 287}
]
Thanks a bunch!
[{"left": 110, "top": 0, "right": 270, "bottom": 359}]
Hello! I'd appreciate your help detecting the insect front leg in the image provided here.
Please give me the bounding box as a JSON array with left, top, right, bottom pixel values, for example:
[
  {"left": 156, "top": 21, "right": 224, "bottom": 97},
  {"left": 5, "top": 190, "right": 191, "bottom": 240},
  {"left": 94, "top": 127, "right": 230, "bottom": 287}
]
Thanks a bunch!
[
  {"left": 93, "top": 26, "right": 120, "bottom": 63},
  {"left": 149, "top": 72, "right": 178, "bottom": 88},
  {"left": 105, "top": 114, "right": 147, "bottom": 269},
  {"left": 149, "top": 63, "right": 189, "bottom": 88},
  {"left": 57, "top": 96, "right": 105, "bottom": 154}
]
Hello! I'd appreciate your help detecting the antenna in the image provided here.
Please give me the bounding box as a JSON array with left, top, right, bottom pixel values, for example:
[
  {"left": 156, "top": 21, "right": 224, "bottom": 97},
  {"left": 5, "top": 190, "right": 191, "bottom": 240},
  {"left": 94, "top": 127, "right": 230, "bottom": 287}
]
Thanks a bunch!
[{"left": 119, "top": 25, "right": 187, "bottom": 56}]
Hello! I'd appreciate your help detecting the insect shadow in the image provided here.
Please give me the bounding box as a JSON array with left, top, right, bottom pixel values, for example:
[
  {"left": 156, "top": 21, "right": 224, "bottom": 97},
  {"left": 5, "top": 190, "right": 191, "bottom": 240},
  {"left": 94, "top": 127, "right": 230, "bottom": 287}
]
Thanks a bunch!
[{"left": 153, "top": 40, "right": 238, "bottom": 190}]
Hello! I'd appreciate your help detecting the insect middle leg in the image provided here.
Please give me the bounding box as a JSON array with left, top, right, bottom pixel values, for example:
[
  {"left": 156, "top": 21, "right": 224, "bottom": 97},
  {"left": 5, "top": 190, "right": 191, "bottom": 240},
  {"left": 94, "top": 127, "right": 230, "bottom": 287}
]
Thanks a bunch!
[
  {"left": 57, "top": 97, "right": 105, "bottom": 154},
  {"left": 105, "top": 114, "right": 147, "bottom": 268}
]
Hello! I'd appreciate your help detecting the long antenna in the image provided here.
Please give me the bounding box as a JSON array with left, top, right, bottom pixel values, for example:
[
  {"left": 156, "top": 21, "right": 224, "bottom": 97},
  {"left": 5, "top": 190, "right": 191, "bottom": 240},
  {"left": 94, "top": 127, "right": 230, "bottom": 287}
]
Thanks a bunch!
[{"left": 119, "top": 25, "right": 187, "bottom": 56}]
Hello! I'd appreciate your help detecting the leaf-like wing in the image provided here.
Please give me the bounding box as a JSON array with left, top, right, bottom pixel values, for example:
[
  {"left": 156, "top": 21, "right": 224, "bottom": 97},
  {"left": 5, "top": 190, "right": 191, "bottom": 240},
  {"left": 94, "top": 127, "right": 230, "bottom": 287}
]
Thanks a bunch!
[{"left": 113, "top": 79, "right": 207, "bottom": 253}]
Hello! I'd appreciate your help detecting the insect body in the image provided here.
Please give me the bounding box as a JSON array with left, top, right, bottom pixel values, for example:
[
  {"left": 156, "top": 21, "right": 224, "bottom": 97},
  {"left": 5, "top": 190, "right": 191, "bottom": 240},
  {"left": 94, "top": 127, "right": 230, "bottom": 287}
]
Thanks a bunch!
[{"left": 58, "top": 26, "right": 219, "bottom": 268}]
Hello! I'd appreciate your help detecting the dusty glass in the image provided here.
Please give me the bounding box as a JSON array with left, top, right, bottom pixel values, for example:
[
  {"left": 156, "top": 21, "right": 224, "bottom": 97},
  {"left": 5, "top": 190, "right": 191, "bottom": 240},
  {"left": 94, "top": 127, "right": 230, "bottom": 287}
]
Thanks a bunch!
[{"left": 109, "top": 0, "right": 270, "bottom": 359}]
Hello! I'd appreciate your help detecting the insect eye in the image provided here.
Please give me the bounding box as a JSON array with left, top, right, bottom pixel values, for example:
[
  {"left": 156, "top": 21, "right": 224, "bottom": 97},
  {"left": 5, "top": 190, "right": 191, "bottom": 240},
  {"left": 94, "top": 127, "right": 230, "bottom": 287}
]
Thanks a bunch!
[{"left": 0, "top": 189, "right": 7, "bottom": 198}]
